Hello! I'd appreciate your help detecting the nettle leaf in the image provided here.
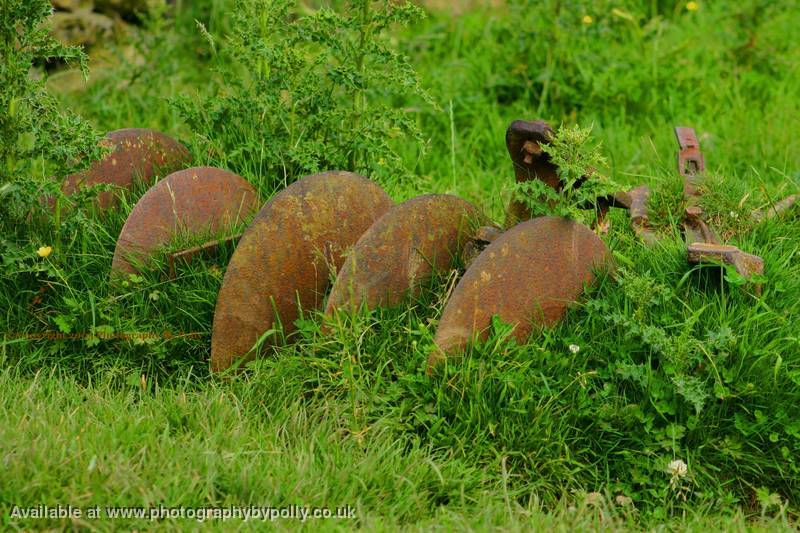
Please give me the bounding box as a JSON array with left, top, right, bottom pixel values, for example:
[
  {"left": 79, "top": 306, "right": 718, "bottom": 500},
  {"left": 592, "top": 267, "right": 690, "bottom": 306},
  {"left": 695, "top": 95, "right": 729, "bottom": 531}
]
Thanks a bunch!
[
  {"left": 672, "top": 375, "right": 709, "bottom": 415},
  {"left": 616, "top": 362, "right": 649, "bottom": 388},
  {"left": 53, "top": 315, "right": 73, "bottom": 334},
  {"left": 706, "top": 325, "right": 736, "bottom": 351}
]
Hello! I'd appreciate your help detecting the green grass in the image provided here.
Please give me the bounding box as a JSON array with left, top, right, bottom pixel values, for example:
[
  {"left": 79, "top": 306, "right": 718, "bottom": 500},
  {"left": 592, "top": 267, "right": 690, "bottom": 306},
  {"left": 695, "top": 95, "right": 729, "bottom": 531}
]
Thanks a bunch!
[{"left": 2, "top": 0, "right": 800, "bottom": 530}]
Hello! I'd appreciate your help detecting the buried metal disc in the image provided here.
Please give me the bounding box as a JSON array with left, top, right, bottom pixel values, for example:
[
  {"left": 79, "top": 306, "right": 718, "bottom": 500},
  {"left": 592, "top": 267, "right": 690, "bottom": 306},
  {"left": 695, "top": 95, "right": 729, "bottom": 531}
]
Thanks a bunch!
[
  {"left": 324, "top": 194, "right": 483, "bottom": 315},
  {"left": 62, "top": 128, "right": 191, "bottom": 209},
  {"left": 210, "top": 171, "right": 394, "bottom": 372},
  {"left": 428, "top": 216, "right": 611, "bottom": 371},
  {"left": 111, "top": 167, "right": 259, "bottom": 276}
]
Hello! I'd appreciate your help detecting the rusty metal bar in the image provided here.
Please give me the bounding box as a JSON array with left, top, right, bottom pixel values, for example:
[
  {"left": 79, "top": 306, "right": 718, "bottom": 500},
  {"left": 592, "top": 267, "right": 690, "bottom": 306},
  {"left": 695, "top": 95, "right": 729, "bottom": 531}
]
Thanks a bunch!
[
  {"left": 687, "top": 243, "right": 764, "bottom": 280},
  {"left": 751, "top": 194, "right": 798, "bottom": 222},
  {"left": 683, "top": 205, "right": 719, "bottom": 246},
  {"left": 627, "top": 185, "right": 659, "bottom": 245},
  {"left": 675, "top": 126, "right": 706, "bottom": 198},
  {"left": 167, "top": 234, "right": 243, "bottom": 279}
]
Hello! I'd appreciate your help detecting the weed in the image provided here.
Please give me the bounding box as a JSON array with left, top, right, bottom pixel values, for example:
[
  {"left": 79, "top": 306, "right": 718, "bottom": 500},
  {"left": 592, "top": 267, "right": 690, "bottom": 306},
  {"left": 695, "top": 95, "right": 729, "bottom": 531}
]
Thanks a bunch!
[
  {"left": 0, "top": 1, "right": 101, "bottom": 186},
  {"left": 173, "top": 0, "right": 434, "bottom": 193},
  {"left": 511, "top": 123, "right": 621, "bottom": 225}
]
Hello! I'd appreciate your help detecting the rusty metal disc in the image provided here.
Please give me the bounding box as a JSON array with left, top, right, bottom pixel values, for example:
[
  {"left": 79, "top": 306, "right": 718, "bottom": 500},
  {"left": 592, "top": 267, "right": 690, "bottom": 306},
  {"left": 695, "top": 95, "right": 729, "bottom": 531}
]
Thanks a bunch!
[
  {"left": 324, "top": 194, "right": 483, "bottom": 315},
  {"left": 210, "top": 171, "right": 394, "bottom": 372},
  {"left": 111, "top": 167, "right": 260, "bottom": 276},
  {"left": 62, "top": 128, "right": 192, "bottom": 209},
  {"left": 428, "top": 216, "right": 611, "bottom": 371}
]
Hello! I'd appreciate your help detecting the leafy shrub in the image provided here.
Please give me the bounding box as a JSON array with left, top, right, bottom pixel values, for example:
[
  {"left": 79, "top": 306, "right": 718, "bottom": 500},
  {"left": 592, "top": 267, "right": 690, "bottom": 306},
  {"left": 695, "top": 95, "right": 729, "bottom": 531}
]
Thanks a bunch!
[
  {"left": 0, "top": 0, "right": 101, "bottom": 186},
  {"left": 173, "top": 0, "right": 434, "bottom": 190}
]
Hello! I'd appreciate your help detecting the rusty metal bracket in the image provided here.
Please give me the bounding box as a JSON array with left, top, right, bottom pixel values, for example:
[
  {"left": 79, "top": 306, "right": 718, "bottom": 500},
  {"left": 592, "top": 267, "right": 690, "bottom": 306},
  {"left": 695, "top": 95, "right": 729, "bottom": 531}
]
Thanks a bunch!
[
  {"left": 687, "top": 242, "right": 764, "bottom": 280},
  {"left": 675, "top": 126, "right": 706, "bottom": 198},
  {"left": 674, "top": 126, "right": 763, "bottom": 293},
  {"left": 167, "top": 234, "right": 242, "bottom": 279},
  {"left": 683, "top": 205, "right": 719, "bottom": 245},
  {"left": 504, "top": 120, "right": 559, "bottom": 225}
]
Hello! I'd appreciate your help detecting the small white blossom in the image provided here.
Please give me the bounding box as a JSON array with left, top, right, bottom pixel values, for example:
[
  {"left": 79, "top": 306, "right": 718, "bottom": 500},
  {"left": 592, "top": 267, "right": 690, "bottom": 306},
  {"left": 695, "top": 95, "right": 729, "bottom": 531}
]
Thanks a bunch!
[
  {"left": 668, "top": 459, "right": 688, "bottom": 478},
  {"left": 569, "top": 344, "right": 580, "bottom": 354},
  {"left": 615, "top": 495, "right": 633, "bottom": 507}
]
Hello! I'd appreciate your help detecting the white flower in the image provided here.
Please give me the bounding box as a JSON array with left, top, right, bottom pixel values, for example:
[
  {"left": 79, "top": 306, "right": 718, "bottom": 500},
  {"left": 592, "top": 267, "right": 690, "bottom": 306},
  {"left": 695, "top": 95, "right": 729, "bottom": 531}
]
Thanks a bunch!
[
  {"left": 668, "top": 459, "right": 688, "bottom": 478},
  {"left": 615, "top": 495, "right": 633, "bottom": 507},
  {"left": 569, "top": 344, "right": 580, "bottom": 354}
]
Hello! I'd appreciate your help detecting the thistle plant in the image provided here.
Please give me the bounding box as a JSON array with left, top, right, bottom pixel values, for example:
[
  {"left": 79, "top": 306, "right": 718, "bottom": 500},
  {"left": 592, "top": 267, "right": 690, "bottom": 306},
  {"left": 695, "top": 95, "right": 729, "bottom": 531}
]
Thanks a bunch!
[
  {"left": 511, "top": 124, "right": 621, "bottom": 225},
  {"left": 173, "top": 0, "right": 434, "bottom": 189},
  {"left": 0, "top": 0, "right": 101, "bottom": 186},
  {"left": 1, "top": 0, "right": 103, "bottom": 271}
]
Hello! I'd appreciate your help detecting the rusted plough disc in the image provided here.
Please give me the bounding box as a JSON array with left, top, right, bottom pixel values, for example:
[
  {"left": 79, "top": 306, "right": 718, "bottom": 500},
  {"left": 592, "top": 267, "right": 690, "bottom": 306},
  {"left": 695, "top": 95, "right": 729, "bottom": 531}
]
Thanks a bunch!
[
  {"left": 428, "top": 216, "right": 611, "bottom": 371},
  {"left": 324, "top": 194, "right": 483, "bottom": 315},
  {"left": 210, "top": 171, "right": 393, "bottom": 372},
  {"left": 61, "top": 128, "right": 191, "bottom": 209},
  {"left": 111, "top": 167, "right": 259, "bottom": 276}
]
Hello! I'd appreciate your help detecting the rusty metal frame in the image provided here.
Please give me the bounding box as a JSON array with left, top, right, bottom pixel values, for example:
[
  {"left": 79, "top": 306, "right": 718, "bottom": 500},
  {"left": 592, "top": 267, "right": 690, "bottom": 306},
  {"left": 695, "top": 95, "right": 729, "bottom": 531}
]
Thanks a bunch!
[
  {"left": 503, "top": 119, "right": 660, "bottom": 241},
  {"left": 674, "top": 126, "right": 764, "bottom": 293}
]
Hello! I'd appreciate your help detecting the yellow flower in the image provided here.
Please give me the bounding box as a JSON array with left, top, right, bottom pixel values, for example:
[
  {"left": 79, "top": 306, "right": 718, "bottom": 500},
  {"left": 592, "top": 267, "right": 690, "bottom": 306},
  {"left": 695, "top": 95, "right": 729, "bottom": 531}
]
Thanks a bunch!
[
  {"left": 582, "top": 15, "right": 593, "bottom": 24},
  {"left": 37, "top": 246, "right": 53, "bottom": 258},
  {"left": 686, "top": 1, "right": 699, "bottom": 11}
]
